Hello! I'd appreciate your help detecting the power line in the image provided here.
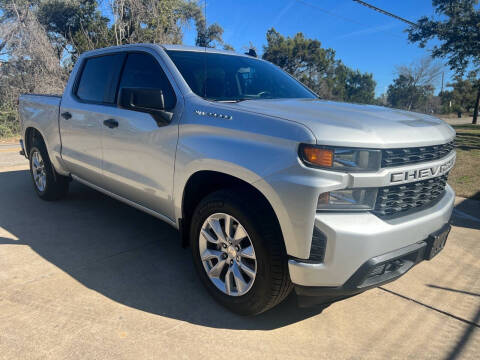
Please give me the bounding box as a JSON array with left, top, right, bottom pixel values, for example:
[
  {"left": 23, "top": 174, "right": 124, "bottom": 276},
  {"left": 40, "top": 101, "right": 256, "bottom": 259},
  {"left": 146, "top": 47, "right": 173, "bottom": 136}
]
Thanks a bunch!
[{"left": 352, "top": 0, "right": 417, "bottom": 27}]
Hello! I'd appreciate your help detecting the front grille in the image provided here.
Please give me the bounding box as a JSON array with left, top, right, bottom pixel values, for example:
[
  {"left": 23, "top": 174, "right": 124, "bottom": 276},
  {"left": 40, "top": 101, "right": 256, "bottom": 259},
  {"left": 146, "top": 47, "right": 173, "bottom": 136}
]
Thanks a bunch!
[
  {"left": 382, "top": 141, "right": 455, "bottom": 168},
  {"left": 374, "top": 174, "right": 448, "bottom": 217}
]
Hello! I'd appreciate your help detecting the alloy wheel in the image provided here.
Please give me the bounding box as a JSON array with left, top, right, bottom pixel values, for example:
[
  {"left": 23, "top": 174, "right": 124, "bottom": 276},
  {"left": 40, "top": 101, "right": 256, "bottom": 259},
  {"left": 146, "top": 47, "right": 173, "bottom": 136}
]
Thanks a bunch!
[
  {"left": 198, "top": 213, "right": 257, "bottom": 296},
  {"left": 31, "top": 150, "right": 47, "bottom": 192}
]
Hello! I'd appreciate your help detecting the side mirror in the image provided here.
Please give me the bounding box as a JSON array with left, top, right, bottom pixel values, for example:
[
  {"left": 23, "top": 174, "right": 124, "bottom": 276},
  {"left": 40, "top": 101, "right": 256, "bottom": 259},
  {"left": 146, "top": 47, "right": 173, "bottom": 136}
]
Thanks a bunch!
[{"left": 118, "top": 87, "right": 173, "bottom": 125}]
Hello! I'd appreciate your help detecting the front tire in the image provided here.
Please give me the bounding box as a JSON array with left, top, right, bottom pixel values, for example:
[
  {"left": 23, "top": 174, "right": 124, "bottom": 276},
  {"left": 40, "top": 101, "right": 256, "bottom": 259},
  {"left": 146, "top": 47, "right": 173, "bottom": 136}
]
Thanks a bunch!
[
  {"left": 29, "top": 141, "right": 69, "bottom": 201},
  {"left": 190, "top": 189, "right": 293, "bottom": 315}
]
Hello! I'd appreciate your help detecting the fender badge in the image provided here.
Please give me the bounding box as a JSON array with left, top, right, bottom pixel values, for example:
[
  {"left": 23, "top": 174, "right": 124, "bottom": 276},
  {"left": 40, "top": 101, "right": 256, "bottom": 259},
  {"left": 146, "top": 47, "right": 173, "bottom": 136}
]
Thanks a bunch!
[{"left": 194, "top": 110, "right": 232, "bottom": 120}]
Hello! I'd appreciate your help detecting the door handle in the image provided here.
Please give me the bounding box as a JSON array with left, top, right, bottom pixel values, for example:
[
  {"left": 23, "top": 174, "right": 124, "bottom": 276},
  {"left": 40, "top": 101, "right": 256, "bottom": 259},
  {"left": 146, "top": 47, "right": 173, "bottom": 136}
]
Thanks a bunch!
[
  {"left": 103, "top": 119, "right": 119, "bottom": 129},
  {"left": 61, "top": 112, "right": 72, "bottom": 120}
]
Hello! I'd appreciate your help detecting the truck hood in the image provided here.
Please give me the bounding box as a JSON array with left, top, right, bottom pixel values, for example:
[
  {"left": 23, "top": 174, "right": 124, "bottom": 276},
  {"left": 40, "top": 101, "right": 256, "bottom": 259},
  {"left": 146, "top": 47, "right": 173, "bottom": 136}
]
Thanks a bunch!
[{"left": 234, "top": 98, "right": 455, "bottom": 148}]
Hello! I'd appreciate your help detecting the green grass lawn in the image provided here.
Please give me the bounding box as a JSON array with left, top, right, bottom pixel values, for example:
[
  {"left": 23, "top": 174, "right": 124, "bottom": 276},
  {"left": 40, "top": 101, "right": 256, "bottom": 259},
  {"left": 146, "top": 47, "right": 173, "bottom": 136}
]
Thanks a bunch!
[{"left": 450, "top": 124, "right": 480, "bottom": 200}]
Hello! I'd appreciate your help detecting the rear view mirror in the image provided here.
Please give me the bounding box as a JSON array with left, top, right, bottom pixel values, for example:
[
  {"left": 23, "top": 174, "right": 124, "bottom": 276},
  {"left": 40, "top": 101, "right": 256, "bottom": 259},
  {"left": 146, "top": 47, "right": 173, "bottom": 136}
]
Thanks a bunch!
[{"left": 118, "top": 87, "right": 173, "bottom": 125}]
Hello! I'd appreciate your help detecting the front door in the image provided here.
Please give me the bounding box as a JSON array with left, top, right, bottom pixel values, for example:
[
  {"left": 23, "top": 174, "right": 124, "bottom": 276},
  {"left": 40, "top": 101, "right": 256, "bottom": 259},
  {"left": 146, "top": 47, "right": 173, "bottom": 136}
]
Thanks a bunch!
[{"left": 100, "top": 52, "right": 180, "bottom": 221}]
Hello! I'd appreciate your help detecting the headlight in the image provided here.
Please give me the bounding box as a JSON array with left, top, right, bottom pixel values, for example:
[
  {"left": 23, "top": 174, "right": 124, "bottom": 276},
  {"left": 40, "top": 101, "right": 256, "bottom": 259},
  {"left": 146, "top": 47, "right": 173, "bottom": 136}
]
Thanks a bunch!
[
  {"left": 299, "top": 144, "right": 381, "bottom": 171},
  {"left": 317, "top": 189, "right": 377, "bottom": 211}
]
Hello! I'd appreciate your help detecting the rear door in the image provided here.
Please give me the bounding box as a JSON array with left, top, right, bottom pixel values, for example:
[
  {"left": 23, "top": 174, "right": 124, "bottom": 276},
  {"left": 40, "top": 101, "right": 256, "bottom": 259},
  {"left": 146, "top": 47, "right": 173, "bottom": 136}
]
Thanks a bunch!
[
  {"left": 60, "top": 53, "right": 125, "bottom": 184},
  {"left": 100, "top": 51, "right": 180, "bottom": 221}
]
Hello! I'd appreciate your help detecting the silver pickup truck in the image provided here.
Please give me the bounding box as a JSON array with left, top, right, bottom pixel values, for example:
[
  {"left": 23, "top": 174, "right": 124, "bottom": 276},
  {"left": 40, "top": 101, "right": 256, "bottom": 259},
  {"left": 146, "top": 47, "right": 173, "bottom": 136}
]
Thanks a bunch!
[{"left": 19, "top": 44, "right": 456, "bottom": 315}]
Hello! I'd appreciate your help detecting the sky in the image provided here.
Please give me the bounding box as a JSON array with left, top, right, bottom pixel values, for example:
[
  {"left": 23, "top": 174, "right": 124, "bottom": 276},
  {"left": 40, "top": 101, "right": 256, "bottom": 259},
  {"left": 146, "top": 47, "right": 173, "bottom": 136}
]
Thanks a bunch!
[{"left": 178, "top": 0, "right": 453, "bottom": 96}]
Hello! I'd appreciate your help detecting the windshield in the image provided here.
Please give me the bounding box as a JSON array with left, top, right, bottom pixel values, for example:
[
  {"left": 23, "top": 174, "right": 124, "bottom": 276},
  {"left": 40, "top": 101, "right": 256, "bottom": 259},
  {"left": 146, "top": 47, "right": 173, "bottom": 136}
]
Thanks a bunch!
[{"left": 165, "top": 50, "right": 317, "bottom": 102}]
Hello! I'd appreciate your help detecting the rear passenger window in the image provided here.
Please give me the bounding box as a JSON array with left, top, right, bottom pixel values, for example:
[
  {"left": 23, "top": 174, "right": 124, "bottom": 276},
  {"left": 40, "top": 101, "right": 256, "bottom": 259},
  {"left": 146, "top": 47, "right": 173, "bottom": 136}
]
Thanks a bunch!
[
  {"left": 118, "top": 53, "right": 176, "bottom": 111},
  {"left": 76, "top": 54, "right": 125, "bottom": 104}
]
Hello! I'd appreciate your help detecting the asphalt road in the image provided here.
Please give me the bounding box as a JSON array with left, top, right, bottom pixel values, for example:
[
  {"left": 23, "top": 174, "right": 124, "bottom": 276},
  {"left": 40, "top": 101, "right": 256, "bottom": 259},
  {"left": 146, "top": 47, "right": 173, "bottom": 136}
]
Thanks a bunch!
[{"left": 0, "top": 149, "right": 479, "bottom": 359}]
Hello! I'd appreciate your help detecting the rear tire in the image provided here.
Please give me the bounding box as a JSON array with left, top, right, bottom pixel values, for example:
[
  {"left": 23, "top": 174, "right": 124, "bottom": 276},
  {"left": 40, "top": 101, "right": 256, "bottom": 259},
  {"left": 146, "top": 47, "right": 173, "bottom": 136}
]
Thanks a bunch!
[
  {"left": 190, "top": 189, "right": 293, "bottom": 315},
  {"left": 29, "top": 140, "right": 69, "bottom": 201}
]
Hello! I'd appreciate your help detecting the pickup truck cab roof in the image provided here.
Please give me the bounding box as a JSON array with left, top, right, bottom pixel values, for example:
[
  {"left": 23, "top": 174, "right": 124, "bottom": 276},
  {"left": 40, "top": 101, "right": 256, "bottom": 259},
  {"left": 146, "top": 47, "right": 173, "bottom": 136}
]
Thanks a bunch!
[{"left": 81, "top": 43, "right": 250, "bottom": 58}]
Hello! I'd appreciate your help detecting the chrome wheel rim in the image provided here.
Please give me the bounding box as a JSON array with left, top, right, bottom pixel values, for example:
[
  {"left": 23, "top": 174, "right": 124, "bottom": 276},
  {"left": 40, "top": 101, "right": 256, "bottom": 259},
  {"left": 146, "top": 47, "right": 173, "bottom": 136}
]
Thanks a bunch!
[
  {"left": 199, "top": 213, "right": 257, "bottom": 296},
  {"left": 31, "top": 150, "right": 46, "bottom": 192}
]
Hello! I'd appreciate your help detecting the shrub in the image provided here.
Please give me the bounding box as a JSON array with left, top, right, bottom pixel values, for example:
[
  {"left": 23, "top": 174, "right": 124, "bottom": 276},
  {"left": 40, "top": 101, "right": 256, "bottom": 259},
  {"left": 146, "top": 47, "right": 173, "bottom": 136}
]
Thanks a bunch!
[{"left": 0, "top": 110, "right": 20, "bottom": 138}]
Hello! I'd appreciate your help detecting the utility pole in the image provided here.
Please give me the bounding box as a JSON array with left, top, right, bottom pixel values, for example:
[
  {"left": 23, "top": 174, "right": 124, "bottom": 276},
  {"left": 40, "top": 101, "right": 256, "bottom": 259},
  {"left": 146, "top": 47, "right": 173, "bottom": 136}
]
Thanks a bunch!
[
  {"left": 352, "top": 0, "right": 417, "bottom": 27},
  {"left": 441, "top": 72, "right": 444, "bottom": 93}
]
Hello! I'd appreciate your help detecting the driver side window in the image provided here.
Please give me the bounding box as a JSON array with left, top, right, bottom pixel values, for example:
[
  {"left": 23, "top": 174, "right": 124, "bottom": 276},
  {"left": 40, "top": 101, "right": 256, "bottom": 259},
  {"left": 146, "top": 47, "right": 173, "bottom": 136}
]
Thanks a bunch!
[{"left": 118, "top": 53, "right": 177, "bottom": 111}]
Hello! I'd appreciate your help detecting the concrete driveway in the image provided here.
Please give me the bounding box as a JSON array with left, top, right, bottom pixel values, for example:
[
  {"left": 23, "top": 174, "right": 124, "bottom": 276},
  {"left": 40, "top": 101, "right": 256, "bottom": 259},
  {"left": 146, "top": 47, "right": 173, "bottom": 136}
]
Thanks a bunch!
[{"left": 0, "top": 149, "right": 479, "bottom": 359}]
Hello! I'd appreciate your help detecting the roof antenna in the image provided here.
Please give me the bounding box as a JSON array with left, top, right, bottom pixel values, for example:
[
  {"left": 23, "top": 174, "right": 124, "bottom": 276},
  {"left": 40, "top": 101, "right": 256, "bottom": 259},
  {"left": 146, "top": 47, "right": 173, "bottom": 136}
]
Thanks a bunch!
[{"left": 203, "top": 0, "right": 207, "bottom": 99}]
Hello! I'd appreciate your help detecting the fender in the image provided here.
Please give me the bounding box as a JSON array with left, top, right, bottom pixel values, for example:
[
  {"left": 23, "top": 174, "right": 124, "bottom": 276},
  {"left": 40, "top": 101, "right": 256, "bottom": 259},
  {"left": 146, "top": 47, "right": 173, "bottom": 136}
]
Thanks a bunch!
[
  {"left": 20, "top": 95, "right": 70, "bottom": 176},
  {"left": 23, "top": 123, "right": 70, "bottom": 177},
  {"left": 173, "top": 158, "right": 262, "bottom": 224}
]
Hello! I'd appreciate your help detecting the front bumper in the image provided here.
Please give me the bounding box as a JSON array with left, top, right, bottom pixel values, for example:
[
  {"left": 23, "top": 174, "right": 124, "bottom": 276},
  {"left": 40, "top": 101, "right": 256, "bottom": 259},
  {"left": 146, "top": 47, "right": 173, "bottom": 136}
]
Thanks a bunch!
[
  {"left": 289, "top": 184, "right": 455, "bottom": 291},
  {"left": 295, "top": 240, "right": 430, "bottom": 307}
]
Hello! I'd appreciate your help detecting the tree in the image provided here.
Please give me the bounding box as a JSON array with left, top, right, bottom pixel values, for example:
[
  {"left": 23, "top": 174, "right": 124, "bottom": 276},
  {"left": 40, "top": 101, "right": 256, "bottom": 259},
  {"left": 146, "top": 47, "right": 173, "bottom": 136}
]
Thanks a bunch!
[
  {"left": 386, "top": 57, "right": 442, "bottom": 111},
  {"left": 262, "top": 28, "right": 336, "bottom": 98},
  {"left": 262, "top": 28, "right": 376, "bottom": 104},
  {"left": 0, "top": 0, "right": 67, "bottom": 136},
  {"left": 0, "top": 0, "right": 227, "bottom": 138},
  {"left": 0, "top": 0, "right": 66, "bottom": 94},
  {"left": 407, "top": 0, "right": 480, "bottom": 124},
  {"left": 108, "top": 0, "right": 225, "bottom": 48},
  {"left": 441, "top": 73, "right": 478, "bottom": 114},
  {"left": 36, "top": 0, "right": 110, "bottom": 62},
  {"left": 387, "top": 75, "right": 434, "bottom": 111},
  {"left": 344, "top": 69, "right": 376, "bottom": 104},
  {"left": 169, "top": 0, "right": 224, "bottom": 48},
  {"left": 395, "top": 57, "right": 443, "bottom": 90}
]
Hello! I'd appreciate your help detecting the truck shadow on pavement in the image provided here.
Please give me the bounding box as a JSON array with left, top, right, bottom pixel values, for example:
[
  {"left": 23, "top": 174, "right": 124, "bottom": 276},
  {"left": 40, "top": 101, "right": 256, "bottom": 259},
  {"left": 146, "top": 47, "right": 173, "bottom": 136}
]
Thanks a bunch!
[
  {"left": 0, "top": 169, "right": 324, "bottom": 330},
  {"left": 451, "top": 193, "right": 480, "bottom": 230}
]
